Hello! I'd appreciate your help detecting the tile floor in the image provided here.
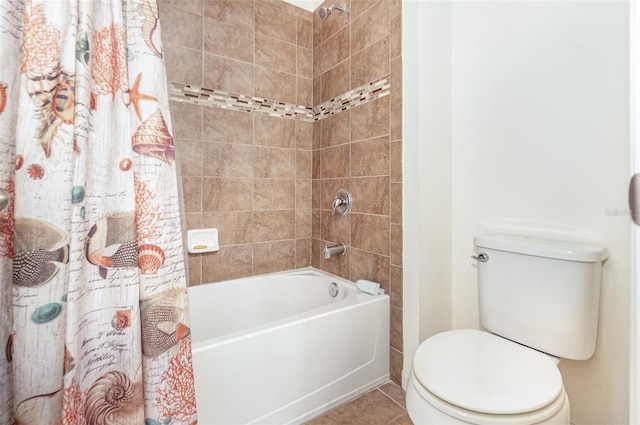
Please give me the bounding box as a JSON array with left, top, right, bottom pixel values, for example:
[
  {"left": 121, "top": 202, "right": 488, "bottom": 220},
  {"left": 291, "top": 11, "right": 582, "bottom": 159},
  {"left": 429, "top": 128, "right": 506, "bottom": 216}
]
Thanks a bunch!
[{"left": 305, "top": 382, "right": 413, "bottom": 425}]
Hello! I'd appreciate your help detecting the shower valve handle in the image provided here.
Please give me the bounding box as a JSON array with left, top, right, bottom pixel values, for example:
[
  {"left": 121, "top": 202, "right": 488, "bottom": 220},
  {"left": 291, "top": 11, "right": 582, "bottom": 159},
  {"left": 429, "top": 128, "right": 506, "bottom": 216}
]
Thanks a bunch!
[{"left": 331, "top": 189, "right": 352, "bottom": 216}]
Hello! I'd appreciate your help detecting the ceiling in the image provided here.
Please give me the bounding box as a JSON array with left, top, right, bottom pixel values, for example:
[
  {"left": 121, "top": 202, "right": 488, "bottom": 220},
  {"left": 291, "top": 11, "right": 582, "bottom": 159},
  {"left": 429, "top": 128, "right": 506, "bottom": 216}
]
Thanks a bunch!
[{"left": 283, "top": 0, "right": 324, "bottom": 12}]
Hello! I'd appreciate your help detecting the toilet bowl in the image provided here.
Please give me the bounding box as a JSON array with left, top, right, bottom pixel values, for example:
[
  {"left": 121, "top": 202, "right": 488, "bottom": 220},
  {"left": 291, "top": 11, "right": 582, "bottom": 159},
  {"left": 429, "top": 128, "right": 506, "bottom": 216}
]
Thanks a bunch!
[
  {"left": 406, "top": 330, "right": 570, "bottom": 424},
  {"left": 406, "top": 235, "right": 607, "bottom": 424}
]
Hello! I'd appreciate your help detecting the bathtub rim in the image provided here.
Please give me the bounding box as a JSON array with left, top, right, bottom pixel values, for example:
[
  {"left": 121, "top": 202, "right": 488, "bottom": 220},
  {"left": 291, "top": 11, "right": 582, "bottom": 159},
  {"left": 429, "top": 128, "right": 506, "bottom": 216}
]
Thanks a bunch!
[{"left": 191, "top": 266, "right": 356, "bottom": 291}]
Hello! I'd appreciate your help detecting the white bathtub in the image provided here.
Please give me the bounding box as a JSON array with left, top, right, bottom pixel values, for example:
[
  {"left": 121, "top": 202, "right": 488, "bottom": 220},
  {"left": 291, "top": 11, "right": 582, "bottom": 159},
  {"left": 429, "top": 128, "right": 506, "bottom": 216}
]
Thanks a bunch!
[{"left": 188, "top": 267, "right": 390, "bottom": 424}]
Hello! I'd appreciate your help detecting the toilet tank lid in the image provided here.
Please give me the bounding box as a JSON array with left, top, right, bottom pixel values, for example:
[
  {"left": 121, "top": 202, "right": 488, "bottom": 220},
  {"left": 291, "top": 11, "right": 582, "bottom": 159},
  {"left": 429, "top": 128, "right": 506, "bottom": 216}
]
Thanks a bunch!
[{"left": 474, "top": 235, "right": 608, "bottom": 262}]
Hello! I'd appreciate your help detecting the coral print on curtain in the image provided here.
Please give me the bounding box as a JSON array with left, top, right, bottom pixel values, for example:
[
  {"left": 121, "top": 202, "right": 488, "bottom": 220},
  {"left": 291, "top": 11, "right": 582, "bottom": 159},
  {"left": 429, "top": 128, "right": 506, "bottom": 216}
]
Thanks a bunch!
[{"left": 0, "top": 0, "right": 197, "bottom": 424}]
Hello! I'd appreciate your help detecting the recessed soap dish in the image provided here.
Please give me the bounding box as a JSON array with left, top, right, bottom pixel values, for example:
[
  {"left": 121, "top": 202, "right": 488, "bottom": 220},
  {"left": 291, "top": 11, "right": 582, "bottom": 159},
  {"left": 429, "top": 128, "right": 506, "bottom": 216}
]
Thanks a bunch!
[{"left": 187, "top": 228, "right": 220, "bottom": 254}]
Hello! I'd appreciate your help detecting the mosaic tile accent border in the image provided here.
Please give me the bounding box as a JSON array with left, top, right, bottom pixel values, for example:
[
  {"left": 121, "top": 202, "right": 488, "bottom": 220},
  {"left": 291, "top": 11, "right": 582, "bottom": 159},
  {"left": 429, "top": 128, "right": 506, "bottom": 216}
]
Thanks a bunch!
[
  {"left": 168, "top": 83, "right": 314, "bottom": 121},
  {"left": 313, "top": 76, "right": 390, "bottom": 120},
  {"left": 169, "top": 76, "right": 389, "bottom": 122}
]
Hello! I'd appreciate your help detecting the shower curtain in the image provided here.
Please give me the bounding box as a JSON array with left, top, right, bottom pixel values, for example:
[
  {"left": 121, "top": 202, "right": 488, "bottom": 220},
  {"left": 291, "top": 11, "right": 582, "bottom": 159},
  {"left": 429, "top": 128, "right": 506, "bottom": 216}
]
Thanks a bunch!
[{"left": 0, "top": 0, "right": 197, "bottom": 423}]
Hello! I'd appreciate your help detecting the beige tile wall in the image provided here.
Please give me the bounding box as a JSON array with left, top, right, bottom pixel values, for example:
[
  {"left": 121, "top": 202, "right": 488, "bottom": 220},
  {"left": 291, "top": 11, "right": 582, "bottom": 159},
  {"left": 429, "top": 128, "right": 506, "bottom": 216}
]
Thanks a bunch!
[
  {"left": 160, "top": 0, "right": 403, "bottom": 385},
  {"left": 160, "top": 0, "right": 314, "bottom": 285},
  {"left": 312, "top": 0, "right": 403, "bottom": 385}
]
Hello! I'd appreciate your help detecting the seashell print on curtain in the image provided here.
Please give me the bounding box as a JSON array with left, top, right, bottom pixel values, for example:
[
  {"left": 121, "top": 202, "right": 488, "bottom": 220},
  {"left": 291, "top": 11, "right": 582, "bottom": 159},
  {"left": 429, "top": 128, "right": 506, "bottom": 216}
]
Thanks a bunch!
[{"left": 0, "top": 1, "right": 197, "bottom": 424}]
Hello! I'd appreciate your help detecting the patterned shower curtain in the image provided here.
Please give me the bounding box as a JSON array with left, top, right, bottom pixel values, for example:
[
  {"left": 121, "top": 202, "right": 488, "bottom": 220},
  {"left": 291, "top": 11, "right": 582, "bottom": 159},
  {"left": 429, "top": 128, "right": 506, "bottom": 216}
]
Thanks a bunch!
[{"left": 0, "top": 0, "right": 197, "bottom": 423}]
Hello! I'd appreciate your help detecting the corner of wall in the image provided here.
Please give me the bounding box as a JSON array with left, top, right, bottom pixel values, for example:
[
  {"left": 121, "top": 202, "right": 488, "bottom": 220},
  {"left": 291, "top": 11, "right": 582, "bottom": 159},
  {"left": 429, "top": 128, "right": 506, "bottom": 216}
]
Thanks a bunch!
[{"left": 402, "top": 0, "right": 453, "bottom": 376}]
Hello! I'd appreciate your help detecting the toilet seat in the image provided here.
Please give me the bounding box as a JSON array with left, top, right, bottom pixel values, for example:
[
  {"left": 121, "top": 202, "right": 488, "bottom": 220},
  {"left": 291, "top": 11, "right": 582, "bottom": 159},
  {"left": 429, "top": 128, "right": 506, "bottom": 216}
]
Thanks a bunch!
[
  {"left": 413, "top": 330, "right": 564, "bottom": 418},
  {"left": 408, "top": 369, "right": 568, "bottom": 425}
]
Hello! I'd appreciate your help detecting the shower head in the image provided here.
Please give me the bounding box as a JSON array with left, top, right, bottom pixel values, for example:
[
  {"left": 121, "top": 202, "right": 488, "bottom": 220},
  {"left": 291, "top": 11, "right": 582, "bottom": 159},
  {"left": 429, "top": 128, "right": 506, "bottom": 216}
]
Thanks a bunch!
[
  {"left": 318, "top": 7, "right": 330, "bottom": 20},
  {"left": 318, "top": 4, "right": 346, "bottom": 20}
]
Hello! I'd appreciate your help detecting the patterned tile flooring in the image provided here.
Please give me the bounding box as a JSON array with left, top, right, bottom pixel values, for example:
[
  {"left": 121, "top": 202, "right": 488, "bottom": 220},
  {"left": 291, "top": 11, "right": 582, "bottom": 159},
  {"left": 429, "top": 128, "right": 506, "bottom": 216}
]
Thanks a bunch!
[{"left": 305, "top": 382, "right": 413, "bottom": 425}]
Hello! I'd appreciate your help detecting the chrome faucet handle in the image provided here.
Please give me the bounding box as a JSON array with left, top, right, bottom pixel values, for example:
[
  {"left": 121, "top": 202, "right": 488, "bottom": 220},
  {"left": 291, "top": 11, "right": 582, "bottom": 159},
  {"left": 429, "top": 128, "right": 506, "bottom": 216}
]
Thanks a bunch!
[
  {"left": 331, "top": 189, "right": 352, "bottom": 216},
  {"left": 331, "top": 198, "right": 343, "bottom": 216}
]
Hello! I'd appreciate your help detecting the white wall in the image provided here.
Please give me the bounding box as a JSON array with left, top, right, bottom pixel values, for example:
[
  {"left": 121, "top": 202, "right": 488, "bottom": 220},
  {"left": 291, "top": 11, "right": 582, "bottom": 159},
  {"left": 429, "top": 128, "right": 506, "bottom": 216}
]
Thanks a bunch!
[
  {"left": 404, "top": 1, "right": 630, "bottom": 423},
  {"left": 403, "top": 0, "right": 453, "bottom": 386}
]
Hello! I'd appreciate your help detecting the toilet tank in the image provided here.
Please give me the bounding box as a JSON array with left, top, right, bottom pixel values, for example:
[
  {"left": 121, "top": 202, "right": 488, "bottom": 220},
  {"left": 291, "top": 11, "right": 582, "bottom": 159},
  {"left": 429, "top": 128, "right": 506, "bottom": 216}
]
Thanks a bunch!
[{"left": 475, "top": 235, "right": 608, "bottom": 360}]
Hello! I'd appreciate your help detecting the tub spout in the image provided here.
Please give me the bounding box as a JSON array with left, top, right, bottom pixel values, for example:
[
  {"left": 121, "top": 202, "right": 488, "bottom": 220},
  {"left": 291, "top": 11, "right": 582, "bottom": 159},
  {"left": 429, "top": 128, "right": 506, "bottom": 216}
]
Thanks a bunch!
[{"left": 323, "top": 243, "right": 346, "bottom": 259}]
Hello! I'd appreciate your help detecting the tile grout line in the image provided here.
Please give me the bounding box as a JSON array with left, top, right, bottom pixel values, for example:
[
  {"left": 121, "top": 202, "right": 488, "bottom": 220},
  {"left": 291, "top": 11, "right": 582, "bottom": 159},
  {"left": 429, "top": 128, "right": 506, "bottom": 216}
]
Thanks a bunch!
[
  {"left": 386, "top": 412, "right": 409, "bottom": 425},
  {"left": 377, "top": 385, "right": 407, "bottom": 411}
]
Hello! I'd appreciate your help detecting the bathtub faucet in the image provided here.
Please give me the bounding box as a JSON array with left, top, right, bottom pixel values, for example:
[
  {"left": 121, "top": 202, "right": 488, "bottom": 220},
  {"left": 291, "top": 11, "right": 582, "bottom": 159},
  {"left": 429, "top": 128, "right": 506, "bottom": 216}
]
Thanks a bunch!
[{"left": 323, "top": 243, "right": 346, "bottom": 259}]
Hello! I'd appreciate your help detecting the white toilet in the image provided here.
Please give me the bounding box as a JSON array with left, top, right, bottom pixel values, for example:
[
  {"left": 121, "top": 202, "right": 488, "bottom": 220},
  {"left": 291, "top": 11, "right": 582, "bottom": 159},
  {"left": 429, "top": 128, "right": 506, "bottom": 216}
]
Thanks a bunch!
[{"left": 406, "top": 235, "right": 608, "bottom": 425}]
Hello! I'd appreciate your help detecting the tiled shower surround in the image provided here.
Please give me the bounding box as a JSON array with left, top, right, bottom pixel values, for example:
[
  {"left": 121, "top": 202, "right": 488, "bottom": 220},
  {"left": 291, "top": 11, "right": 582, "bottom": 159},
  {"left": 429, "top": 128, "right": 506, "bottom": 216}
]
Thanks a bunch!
[{"left": 159, "top": 0, "right": 403, "bottom": 384}]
